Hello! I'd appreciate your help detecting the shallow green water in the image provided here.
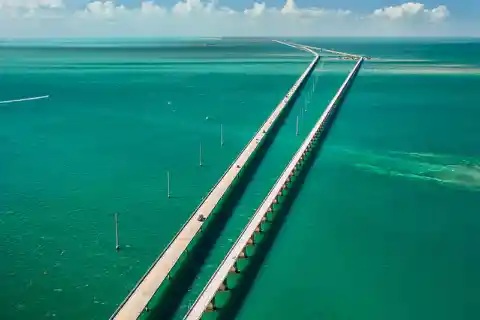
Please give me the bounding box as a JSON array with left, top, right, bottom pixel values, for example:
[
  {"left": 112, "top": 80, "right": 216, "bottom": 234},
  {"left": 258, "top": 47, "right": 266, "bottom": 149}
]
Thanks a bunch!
[
  {"left": 237, "top": 39, "right": 480, "bottom": 320},
  {"left": 171, "top": 59, "right": 355, "bottom": 319},
  {"left": 0, "top": 39, "right": 311, "bottom": 319},
  {"left": 1, "top": 38, "right": 479, "bottom": 320}
]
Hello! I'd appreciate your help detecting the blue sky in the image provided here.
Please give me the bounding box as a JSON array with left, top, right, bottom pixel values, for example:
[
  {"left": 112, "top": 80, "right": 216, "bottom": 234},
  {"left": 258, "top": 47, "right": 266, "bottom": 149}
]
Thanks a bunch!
[{"left": 0, "top": 0, "right": 478, "bottom": 37}]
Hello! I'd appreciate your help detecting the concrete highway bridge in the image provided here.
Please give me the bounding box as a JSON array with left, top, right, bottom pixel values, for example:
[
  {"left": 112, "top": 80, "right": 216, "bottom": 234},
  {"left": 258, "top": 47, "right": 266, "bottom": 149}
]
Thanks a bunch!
[{"left": 110, "top": 40, "right": 365, "bottom": 320}]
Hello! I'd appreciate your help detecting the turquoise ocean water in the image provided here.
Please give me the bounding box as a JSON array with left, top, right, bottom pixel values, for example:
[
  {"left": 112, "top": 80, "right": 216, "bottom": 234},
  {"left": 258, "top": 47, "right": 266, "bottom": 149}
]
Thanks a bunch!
[{"left": 1, "top": 38, "right": 479, "bottom": 320}]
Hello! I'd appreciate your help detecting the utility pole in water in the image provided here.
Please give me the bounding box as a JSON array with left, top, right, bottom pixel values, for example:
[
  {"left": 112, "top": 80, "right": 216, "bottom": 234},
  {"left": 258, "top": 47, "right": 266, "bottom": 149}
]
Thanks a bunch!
[
  {"left": 115, "top": 213, "right": 120, "bottom": 251},
  {"left": 220, "top": 124, "right": 224, "bottom": 147},
  {"left": 167, "top": 171, "right": 171, "bottom": 198}
]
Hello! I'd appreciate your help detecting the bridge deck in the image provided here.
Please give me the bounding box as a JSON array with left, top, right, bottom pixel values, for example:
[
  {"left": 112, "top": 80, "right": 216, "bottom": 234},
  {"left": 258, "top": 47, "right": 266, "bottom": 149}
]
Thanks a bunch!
[
  {"left": 278, "top": 40, "right": 363, "bottom": 59},
  {"left": 184, "top": 56, "right": 364, "bottom": 320},
  {"left": 111, "top": 43, "right": 319, "bottom": 320},
  {"left": 304, "top": 45, "right": 363, "bottom": 59}
]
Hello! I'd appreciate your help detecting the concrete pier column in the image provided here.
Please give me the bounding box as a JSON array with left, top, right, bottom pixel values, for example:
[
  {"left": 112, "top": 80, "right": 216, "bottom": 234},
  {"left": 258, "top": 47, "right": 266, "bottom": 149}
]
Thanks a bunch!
[
  {"left": 206, "top": 299, "right": 215, "bottom": 312},
  {"left": 219, "top": 281, "right": 228, "bottom": 291},
  {"left": 229, "top": 262, "right": 239, "bottom": 273},
  {"left": 239, "top": 250, "right": 247, "bottom": 258},
  {"left": 115, "top": 213, "right": 120, "bottom": 251}
]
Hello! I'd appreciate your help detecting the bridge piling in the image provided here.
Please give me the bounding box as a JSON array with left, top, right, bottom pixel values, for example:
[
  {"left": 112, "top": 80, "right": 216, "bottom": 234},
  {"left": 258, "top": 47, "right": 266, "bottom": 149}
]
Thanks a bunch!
[
  {"left": 220, "top": 124, "right": 224, "bottom": 147},
  {"left": 167, "top": 171, "right": 171, "bottom": 199},
  {"left": 199, "top": 142, "right": 203, "bottom": 167},
  {"left": 296, "top": 116, "right": 299, "bottom": 136},
  {"left": 115, "top": 213, "right": 120, "bottom": 251}
]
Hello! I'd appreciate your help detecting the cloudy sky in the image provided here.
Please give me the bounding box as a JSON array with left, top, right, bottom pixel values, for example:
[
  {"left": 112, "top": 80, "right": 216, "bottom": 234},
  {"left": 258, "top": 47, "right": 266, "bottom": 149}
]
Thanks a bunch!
[{"left": 0, "top": 0, "right": 478, "bottom": 37}]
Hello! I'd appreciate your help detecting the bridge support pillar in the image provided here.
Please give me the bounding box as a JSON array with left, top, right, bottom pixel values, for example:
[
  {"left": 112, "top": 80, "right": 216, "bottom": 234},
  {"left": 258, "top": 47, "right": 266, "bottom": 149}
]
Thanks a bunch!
[
  {"left": 229, "top": 261, "right": 240, "bottom": 274},
  {"left": 218, "top": 280, "right": 229, "bottom": 291},
  {"left": 207, "top": 299, "right": 215, "bottom": 312},
  {"left": 239, "top": 249, "right": 247, "bottom": 258}
]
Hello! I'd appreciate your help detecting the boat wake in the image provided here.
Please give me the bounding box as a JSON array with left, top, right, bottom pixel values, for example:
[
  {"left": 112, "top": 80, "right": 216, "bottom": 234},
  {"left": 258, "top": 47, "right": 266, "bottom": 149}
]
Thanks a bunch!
[
  {"left": 0, "top": 95, "right": 49, "bottom": 104},
  {"left": 362, "top": 63, "right": 480, "bottom": 76},
  {"left": 332, "top": 147, "right": 480, "bottom": 191}
]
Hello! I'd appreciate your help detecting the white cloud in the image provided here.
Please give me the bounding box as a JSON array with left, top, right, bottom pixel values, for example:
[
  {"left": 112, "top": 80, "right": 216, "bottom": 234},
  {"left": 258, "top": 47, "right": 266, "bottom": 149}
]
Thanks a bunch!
[
  {"left": 172, "top": 0, "right": 213, "bottom": 15},
  {"left": 141, "top": 1, "right": 166, "bottom": 16},
  {"left": 0, "top": 0, "right": 64, "bottom": 10},
  {"left": 0, "top": 0, "right": 64, "bottom": 18},
  {"left": 76, "top": 0, "right": 166, "bottom": 20},
  {"left": 372, "top": 2, "right": 450, "bottom": 22},
  {"left": 280, "top": 0, "right": 296, "bottom": 15},
  {"left": 83, "top": 1, "right": 125, "bottom": 19},
  {"left": 430, "top": 5, "right": 449, "bottom": 22},
  {"left": 0, "top": 0, "right": 460, "bottom": 38},
  {"left": 244, "top": 2, "right": 265, "bottom": 18},
  {"left": 279, "top": 0, "right": 351, "bottom": 18},
  {"left": 171, "top": 0, "right": 236, "bottom": 18}
]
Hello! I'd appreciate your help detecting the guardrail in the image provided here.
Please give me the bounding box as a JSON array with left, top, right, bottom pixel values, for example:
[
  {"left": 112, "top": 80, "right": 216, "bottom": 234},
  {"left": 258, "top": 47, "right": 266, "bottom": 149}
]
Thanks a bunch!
[{"left": 184, "top": 57, "right": 364, "bottom": 320}]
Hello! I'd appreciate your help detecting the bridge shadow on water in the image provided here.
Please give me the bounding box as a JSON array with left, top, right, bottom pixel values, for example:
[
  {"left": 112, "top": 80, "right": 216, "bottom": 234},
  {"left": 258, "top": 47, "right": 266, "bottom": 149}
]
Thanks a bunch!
[
  {"left": 146, "top": 62, "right": 318, "bottom": 320},
  {"left": 217, "top": 66, "right": 361, "bottom": 320}
]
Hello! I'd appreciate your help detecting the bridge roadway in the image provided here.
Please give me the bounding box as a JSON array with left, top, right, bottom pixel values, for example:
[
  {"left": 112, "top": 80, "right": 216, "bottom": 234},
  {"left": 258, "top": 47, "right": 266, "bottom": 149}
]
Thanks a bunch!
[
  {"left": 312, "top": 46, "right": 362, "bottom": 59},
  {"left": 184, "top": 56, "right": 364, "bottom": 320},
  {"left": 111, "top": 41, "right": 319, "bottom": 320},
  {"left": 277, "top": 40, "right": 363, "bottom": 59},
  {"left": 272, "top": 40, "right": 318, "bottom": 56}
]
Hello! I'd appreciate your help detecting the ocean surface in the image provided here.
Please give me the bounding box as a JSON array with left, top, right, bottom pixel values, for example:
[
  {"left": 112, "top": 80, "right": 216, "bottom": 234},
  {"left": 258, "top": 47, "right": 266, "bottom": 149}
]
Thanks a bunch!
[{"left": 1, "top": 38, "right": 479, "bottom": 320}]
